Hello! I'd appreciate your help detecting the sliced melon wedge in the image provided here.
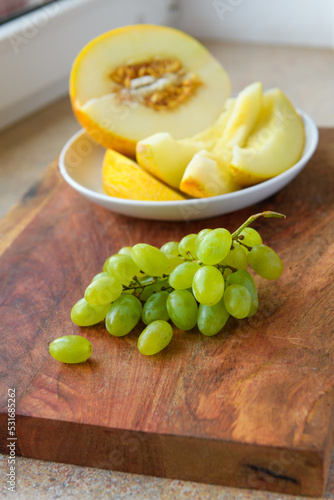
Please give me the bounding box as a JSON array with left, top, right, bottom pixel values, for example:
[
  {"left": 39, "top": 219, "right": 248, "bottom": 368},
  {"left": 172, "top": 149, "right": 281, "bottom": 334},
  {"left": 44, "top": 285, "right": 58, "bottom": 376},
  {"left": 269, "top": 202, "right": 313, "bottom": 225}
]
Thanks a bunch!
[
  {"left": 136, "top": 98, "right": 235, "bottom": 189},
  {"left": 102, "top": 149, "right": 185, "bottom": 201},
  {"left": 179, "top": 149, "right": 239, "bottom": 198},
  {"left": 180, "top": 82, "right": 263, "bottom": 197},
  {"left": 230, "top": 88, "right": 305, "bottom": 186},
  {"left": 216, "top": 81, "right": 263, "bottom": 151},
  {"left": 136, "top": 133, "right": 206, "bottom": 189},
  {"left": 70, "top": 25, "right": 231, "bottom": 157}
]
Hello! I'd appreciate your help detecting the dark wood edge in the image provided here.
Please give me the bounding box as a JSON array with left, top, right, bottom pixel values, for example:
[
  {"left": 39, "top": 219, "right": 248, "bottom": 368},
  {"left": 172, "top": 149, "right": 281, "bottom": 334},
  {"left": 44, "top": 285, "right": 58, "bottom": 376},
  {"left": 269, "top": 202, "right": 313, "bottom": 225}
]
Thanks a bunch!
[{"left": 0, "top": 413, "right": 327, "bottom": 496}]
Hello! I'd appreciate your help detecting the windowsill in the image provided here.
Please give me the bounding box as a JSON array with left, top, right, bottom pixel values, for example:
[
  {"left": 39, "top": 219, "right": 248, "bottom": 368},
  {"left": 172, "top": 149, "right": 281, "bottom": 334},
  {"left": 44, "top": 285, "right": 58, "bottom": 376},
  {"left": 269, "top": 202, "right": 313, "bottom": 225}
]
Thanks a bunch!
[{"left": 0, "top": 0, "right": 173, "bottom": 131}]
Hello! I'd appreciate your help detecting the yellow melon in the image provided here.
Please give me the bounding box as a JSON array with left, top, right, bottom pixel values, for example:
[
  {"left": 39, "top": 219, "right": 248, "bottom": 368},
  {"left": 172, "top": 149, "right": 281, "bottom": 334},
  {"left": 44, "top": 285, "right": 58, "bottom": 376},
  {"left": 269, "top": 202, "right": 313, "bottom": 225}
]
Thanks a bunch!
[
  {"left": 102, "top": 149, "right": 185, "bottom": 201},
  {"left": 70, "top": 24, "right": 230, "bottom": 157}
]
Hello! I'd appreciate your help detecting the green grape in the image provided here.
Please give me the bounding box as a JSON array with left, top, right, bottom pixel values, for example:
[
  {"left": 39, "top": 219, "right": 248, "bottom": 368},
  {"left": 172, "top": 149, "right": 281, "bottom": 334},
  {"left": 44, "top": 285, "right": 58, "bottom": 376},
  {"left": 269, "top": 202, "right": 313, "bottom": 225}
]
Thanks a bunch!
[
  {"left": 165, "top": 255, "right": 184, "bottom": 275},
  {"left": 131, "top": 244, "right": 169, "bottom": 276},
  {"left": 84, "top": 276, "right": 122, "bottom": 305},
  {"left": 238, "top": 227, "right": 262, "bottom": 248},
  {"left": 166, "top": 290, "right": 198, "bottom": 330},
  {"left": 138, "top": 320, "right": 173, "bottom": 355},
  {"left": 103, "top": 254, "right": 116, "bottom": 273},
  {"left": 178, "top": 233, "right": 198, "bottom": 260},
  {"left": 92, "top": 272, "right": 109, "bottom": 282},
  {"left": 139, "top": 280, "right": 170, "bottom": 301},
  {"left": 118, "top": 246, "right": 132, "bottom": 257},
  {"left": 160, "top": 241, "right": 180, "bottom": 256},
  {"left": 105, "top": 295, "right": 142, "bottom": 337},
  {"left": 118, "top": 247, "right": 147, "bottom": 279},
  {"left": 227, "top": 269, "right": 258, "bottom": 316},
  {"left": 236, "top": 241, "right": 249, "bottom": 255},
  {"left": 192, "top": 266, "right": 224, "bottom": 306},
  {"left": 49, "top": 335, "right": 92, "bottom": 364},
  {"left": 168, "top": 261, "right": 200, "bottom": 290},
  {"left": 71, "top": 298, "right": 110, "bottom": 326},
  {"left": 197, "top": 298, "right": 230, "bottom": 336},
  {"left": 220, "top": 244, "right": 248, "bottom": 271},
  {"left": 248, "top": 244, "right": 283, "bottom": 280},
  {"left": 224, "top": 284, "right": 251, "bottom": 319},
  {"left": 197, "top": 228, "right": 232, "bottom": 265},
  {"left": 195, "top": 228, "right": 212, "bottom": 255},
  {"left": 106, "top": 254, "right": 139, "bottom": 286},
  {"left": 142, "top": 291, "right": 170, "bottom": 325},
  {"left": 223, "top": 268, "right": 233, "bottom": 279}
]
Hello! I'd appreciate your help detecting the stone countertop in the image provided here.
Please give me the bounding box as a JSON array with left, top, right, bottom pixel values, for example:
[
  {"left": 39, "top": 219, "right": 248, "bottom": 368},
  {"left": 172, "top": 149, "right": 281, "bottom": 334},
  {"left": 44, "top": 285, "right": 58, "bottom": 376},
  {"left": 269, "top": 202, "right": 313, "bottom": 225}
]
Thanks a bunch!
[
  {"left": 1, "top": 41, "right": 334, "bottom": 499},
  {"left": 1, "top": 453, "right": 333, "bottom": 499}
]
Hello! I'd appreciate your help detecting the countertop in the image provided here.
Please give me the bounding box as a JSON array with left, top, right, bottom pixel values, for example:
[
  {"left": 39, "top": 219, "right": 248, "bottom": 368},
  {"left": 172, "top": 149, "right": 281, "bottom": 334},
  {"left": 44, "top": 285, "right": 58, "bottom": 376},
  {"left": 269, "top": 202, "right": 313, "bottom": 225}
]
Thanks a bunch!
[{"left": 1, "top": 41, "right": 334, "bottom": 499}]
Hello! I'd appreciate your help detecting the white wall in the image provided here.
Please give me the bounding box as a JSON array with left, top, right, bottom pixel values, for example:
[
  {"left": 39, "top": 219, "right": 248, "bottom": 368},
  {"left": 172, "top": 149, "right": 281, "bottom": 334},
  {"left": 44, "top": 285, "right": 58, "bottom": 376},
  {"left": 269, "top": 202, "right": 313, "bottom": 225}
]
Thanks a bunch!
[{"left": 178, "top": 0, "right": 334, "bottom": 49}]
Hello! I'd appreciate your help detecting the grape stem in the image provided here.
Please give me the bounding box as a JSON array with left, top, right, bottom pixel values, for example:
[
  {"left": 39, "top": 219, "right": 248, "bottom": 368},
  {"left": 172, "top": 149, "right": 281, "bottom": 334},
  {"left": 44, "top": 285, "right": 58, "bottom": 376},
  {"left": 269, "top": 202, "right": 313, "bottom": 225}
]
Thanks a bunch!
[
  {"left": 123, "top": 276, "right": 170, "bottom": 297},
  {"left": 231, "top": 211, "right": 286, "bottom": 240},
  {"left": 121, "top": 211, "right": 285, "bottom": 297}
]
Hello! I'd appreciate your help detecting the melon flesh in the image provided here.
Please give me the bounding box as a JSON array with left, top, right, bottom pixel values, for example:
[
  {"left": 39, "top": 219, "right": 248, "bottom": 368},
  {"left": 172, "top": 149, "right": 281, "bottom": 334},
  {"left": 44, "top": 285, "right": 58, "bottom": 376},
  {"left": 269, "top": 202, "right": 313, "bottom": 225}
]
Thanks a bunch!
[
  {"left": 136, "top": 98, "right": 235, "bottom": 189},
  {"left": 230, "top": 88, "right": 305, "bottom": 186},
  {"left": 180, "top": 82, "right": 263, "bottom": 197},
  {"left": 102, "top": 149, "right": 185, "bottom": 201},
  {"left": 179, "top": 149, "right": 238, "bottom": 198},
  {"left": 70, "top": 24, "right": 231, "bottom": 153}
]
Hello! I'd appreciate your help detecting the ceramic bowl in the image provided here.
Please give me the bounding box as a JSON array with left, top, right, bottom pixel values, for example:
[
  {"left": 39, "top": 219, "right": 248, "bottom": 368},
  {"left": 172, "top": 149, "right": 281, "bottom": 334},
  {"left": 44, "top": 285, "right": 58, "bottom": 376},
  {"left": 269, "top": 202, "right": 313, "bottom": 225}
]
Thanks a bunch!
[{"left": 59, "top": 110, "right": 318, "bottom": 221}]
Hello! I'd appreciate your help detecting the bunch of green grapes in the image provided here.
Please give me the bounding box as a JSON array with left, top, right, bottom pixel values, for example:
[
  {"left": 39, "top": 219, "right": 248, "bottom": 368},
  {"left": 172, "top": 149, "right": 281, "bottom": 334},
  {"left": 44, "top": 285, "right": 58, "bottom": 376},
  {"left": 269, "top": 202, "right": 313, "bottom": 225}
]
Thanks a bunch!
[{"left": 49, "top": 212, "right": 285, "bottom": 362}]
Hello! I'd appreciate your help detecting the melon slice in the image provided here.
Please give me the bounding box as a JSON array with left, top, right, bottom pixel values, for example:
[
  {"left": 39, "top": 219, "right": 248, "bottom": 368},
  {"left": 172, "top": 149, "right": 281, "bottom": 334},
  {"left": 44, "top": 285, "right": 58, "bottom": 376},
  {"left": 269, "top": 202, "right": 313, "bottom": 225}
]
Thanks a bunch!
[
  {"left": 136, "top": 97, "right": 235, "bottom": 189},
  {"left": 136, "top": 133, "right": 206, "bottom": 189},
  {"left": 102, "top": 149, "right": 185, "bottom": 201},
  {"left": 70, "top": 24, "right": 231, "bottom": 157},
  {"left": 179, "top": 149, "right": 239, "bottom": 198},
  {"left": 216, "top": 81, "right": 263, "bottom": 151},
  {"left": 230, "top": 88, "right": 305, "bottom": 186},
  {"left": 180, "top": 82, "right": 263, "bottom": 197}
]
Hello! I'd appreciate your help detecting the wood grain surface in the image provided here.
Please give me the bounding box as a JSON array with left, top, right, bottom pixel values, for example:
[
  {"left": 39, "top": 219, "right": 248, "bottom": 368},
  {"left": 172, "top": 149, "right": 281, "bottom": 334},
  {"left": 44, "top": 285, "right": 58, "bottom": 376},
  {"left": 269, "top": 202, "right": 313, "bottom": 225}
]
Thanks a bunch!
[{"left": 1, "top": 129, "right": 334, "bottom": 497}]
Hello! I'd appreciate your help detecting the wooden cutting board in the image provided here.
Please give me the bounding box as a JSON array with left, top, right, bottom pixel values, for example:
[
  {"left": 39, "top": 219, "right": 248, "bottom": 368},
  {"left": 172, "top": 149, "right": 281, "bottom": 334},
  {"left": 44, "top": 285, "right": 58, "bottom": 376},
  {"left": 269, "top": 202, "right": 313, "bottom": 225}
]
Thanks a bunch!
[{"left": 1, "top": 129, "right": 334, "bottom": 497}]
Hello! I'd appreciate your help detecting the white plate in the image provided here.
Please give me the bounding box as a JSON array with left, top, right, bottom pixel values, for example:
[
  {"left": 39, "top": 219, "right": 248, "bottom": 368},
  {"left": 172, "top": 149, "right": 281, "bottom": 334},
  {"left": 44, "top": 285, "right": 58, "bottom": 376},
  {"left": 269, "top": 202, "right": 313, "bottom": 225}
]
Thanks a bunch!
[{"left": 59, "top": 110, "right": 318, "bottom": 221}]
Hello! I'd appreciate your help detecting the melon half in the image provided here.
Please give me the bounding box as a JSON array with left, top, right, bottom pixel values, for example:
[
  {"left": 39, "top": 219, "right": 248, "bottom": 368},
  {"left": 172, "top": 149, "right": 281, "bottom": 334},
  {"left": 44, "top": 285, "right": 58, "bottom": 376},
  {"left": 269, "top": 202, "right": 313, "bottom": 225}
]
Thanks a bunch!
[{"left": 70, "top": 25, "right": 231, "bottom": 157}]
